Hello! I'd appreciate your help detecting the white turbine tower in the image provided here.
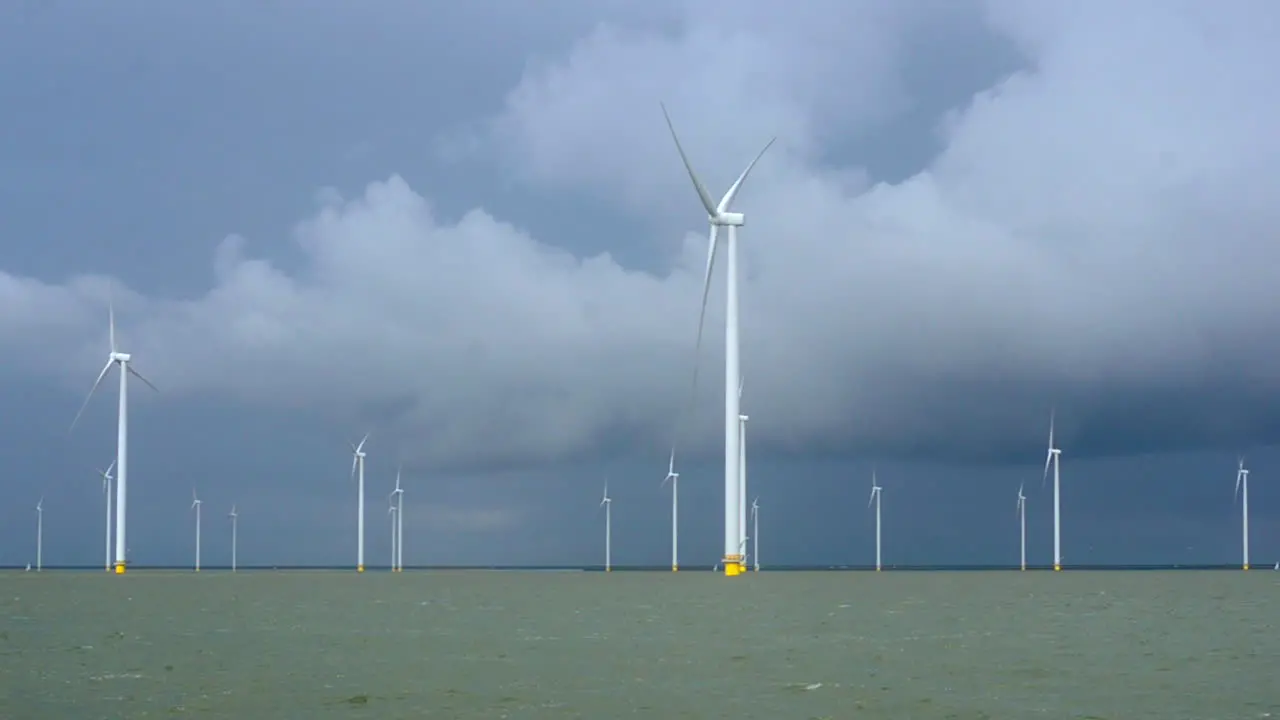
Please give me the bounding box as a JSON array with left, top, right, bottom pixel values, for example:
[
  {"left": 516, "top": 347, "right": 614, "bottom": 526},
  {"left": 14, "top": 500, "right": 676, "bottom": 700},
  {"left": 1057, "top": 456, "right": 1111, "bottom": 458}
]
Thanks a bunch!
[
  {"left": 663, "top": 104, "right": 774, "bottom": 578},
  {"left": 869, "top": 471, "right": 883, "bottom": 572},
  {"left": 228, "top": 505, "right": 238, "bottom": 573},
  {"left": 70, "top": 303, "right": 159, "bottom": 575},
  {"left": 1041, "top": 410, "right": 1062, "bottom": 571},
  {"left": 661, "top": 454, "right": 679, "bottom": 572},
  {"left": 738, "top": 376, "right": 748, "bottom": 567},
  {"left": 97, "top": 462, "right": 115, "bottom": 572},
  {"left": 750, "top": 497, "right": 760, "bottom": 572},
  {"left": 600, "top": 483, "right": 612, "bottom": 573},
  {"left": 35, "top": 496, "right": 44, "bottom": 572},
  {"left": 390, "top": 467, "right": 405, "bottom": 572},
  {"left": 191, "top": 489, "right": 202, "bottom": 572},
  {"left": 1235, "top": 457, "right": 1250, "bottom": 571},
  {"left": 1016, "top": 482, "right": 1027, "bottom": 571},
  {"left": 387, "top": 502, "right": 398, "bottom": 571},
  {"left": 348, "top": 433, "right": 370, "bottom": 573}
]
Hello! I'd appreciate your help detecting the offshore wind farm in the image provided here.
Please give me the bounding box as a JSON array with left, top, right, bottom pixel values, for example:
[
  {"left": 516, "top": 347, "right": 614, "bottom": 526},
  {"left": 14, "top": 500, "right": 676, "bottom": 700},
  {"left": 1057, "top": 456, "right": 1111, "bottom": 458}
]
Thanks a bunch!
[{"left": 5, "top": 5, "right": 1280, "bottom": 717}]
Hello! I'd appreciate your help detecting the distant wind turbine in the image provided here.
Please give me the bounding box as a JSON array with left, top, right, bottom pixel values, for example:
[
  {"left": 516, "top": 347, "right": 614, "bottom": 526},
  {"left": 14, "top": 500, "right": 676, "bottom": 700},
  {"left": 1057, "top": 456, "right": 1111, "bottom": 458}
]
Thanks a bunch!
[
  {"left": 70, "top": 303, "right": 159, "bottom": 575},
  {"left": 1235, "top": 457, "right": 1250, "bottom": 571},
  {"left": 35, "top": 496, "right": 44, "bottom": 572},
  {"left": 390, "top": 467, "right": 404, "bottom": 572},
  {"left": 228, "top": 505, "right": 238, "bottom": 572},
  {"left": 600, "top": 482, "right": 612, "bottom": 572},
  {"left": 869, "top": 471, "right": 883, "bottom": 572},
  {"left": 751, "top": 497, "right": 760, "bottom": 572},
  {"left": 349, "top": 433, "right": 370, "bottom": 573},
  {"left": 97, "top": 462, "right": 115, "bottom": 572},
  {"left": 1017, "top": 482, "right": 1027, "bottom": 571},
  {"left": 1041, "top": 410, "right": 1062, "bottom": 571},
  {"left": 191, "top": 489, "right": 202, "bottom": 572},
  {"left": 663, "top": 103, "right": 774, "bottom": 577},
  {"left": 661, "top": 454, "right": 680, "bottom": 572}
]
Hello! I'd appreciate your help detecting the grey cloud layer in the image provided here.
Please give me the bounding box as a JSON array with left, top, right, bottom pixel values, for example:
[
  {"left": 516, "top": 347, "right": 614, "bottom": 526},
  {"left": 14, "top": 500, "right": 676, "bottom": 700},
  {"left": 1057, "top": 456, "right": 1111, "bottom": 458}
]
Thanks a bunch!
[{"left": 3, "top": 0, "right": 1279, "bottom": 468}]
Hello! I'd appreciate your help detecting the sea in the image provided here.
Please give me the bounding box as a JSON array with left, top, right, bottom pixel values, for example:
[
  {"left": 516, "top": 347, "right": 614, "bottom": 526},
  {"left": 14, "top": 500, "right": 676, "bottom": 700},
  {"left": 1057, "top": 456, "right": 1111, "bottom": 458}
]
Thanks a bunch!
[{"left": 1, "top": 568, "right": 1277, "bottom": 718}]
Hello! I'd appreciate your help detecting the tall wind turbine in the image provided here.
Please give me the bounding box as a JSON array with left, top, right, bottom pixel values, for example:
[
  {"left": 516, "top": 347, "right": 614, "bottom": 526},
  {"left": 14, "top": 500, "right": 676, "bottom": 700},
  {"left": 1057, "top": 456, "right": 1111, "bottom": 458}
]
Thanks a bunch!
[
  {"left": 869, "top": 471, "right": 883, "bottom": 572},
  {"left": 70, "top": 303, "right": 159, "bottom": 575},
  {"left": 738, "top": 376, "right": 748, "bottom": 566},
  {"left": 661, "top": 454, "right": 679, "bottom": 572},
  {"left": 600, "top": 483, "right": 612, "bottom": 573},
  {"left": 97, "top": 462, "right": 115, "bottom": 572},
  {"left": 390, "top": 467, "right": 405, "bottom": 572},
  {"left": 35, "top": 497, "right": 44, "bottom": 572},
  {"left": 1235, "top": 457, "right": 1250, "bottom": 571},
  {"left": 1041, "top": 410, "right": 1062, "bottom": 571},
  {"left": 349, "top": 433, "right": 370, "bottom": 573},
  {"left": 191, "top": 489, "right": 202, "bottom": 572},
  {"left": 750, "top": 497, "right": 760, "bottom": 572},
  {"left": 228, "top": 505, "right": 238, "bottom": 573},
  {"left": 1016, "top": 483, "right": 1027, "bottom": 571},
  {"left": 663, "top": 104, "right": 774, "bottom": 577}
]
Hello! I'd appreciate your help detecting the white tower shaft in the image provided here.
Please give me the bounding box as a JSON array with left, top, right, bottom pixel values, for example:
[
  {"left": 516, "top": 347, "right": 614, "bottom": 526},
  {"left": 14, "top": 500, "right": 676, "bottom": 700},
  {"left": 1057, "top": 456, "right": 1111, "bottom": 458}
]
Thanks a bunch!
[
  {"left": 194, "top": 504, "right": 201, "bottom": 572},
  {"left": 605, "top": 503, "right": 612, "bottom": 572},
  {"left": 1020, "top": 500, "right": 1027, "bottom": 571},
  {"left": 357, "top": 456, "right": 366, "bottom": 572},
  {"left": 114, "top": 362, "right": 128, "bottom": 574},
  {"left": 104, "top": 479, "right": 112, "bottom": 572},
  {"left": 875, "top": 493, "right": 882, "bottom": 571},
  {"left": 752, "top": 503, "right": 760, "bottom": 572},
  {"left": 1242, "top": 473, "right": 1250, "bottom": 570},
  {"left": 36, "top": 508, "right": 43, "bottom": 572},
  {"left": 671, "top": 477, "right": 679, "bottom": 572},
  {"left": 1053, "top": 453, "right": 1061, "bottom": 571},
  {"left": 231, "top": 516, "right": 238, "bottom": 572},
  {"left": 397, "top": 493, "right": 404, "bottom": 572},
  {"left": 723, "top": 226, "right": 742, "bottom": 574},
  {"left": 738, "top": 415, "right": 747, "bottom": 564}
]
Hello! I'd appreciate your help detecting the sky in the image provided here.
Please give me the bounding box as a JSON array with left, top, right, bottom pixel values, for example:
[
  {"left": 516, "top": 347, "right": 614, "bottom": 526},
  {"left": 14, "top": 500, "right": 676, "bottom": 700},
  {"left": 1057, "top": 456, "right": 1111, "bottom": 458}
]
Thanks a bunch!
[{"left": 1, "top": 0, "right": 1278, "bottom": 569}]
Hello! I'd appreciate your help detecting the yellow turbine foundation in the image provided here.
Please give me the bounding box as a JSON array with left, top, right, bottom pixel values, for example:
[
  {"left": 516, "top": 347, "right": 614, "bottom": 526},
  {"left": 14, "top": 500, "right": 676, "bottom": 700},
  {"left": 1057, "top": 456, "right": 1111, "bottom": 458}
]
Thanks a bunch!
[
  {"left": 672, "top": 565, "right": 678, "bottom": 572},
  {"left": 357, "top": 565, "right": 365, "bottom": 573},
  {"left": 114, "top": 562, "right": 126, "bottom": 575},
  {"left": 1243, "top": 564, "right": 1249, "bottom": 571},
  {"left": 1053, "top": 564, "right": 1062, "bottom": 571},
  {"left": 722, "top": 556, "right": 745, "bottom": 577}
]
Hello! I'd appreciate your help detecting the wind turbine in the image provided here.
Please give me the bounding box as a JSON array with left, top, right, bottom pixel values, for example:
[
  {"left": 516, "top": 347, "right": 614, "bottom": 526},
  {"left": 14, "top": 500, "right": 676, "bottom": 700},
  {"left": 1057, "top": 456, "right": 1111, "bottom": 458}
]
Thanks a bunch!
[
  {"left": 738, "top": 376, "right": 748, "bottom": 568},
  {"left": 662, "top": 103, "right": 774, "bottom": 577},
  {"left": 1235, "top": 457, "right": 1250, "bottom": 571},
  {"left": 35, "top": 497, "right": 44, "bottom": 572},
  {"left": 191, "top": 489, "right": 202, "bottom": 572},
  {"left": 1041, "top": 410, "right": 1062, "bottom": 571},
  {"left": 228, "top": 505, "right": 238, "bottom": 573},
  {"left": 348, "top": 433, "right": 370, "bottom": 573},
  {"left": 661, "top": 454, "right": 679, "bottom": 572},
  {"left": 750, "top": 497, "right": 760, "bottom": 572},
  {"left": 70, "top": 303, "right": 159, "bottom": 575},
  {"left": 390, "top": 467, "right": 405, "bottom": 572},
  {"left": 97, "top": 462, "right": 115, "bottom": 572},
  {"left": 868, "top": 471, "right": 883, "bottom": 572},
  {"left": 387, "top": 501, "right": 398, "bottom": 571},
  {"left": 1016, "top": 482, "right": 1027, "bottom": 571},
  {"left": 599, "top": 483, "right": 612, "bottom": 573}
]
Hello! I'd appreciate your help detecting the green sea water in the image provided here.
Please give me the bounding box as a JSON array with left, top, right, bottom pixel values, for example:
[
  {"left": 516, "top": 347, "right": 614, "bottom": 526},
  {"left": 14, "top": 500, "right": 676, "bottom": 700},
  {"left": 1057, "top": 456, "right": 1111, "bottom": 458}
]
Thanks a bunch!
[{"left": 1, "top": 570, "right": 1276, "bottom": 719}]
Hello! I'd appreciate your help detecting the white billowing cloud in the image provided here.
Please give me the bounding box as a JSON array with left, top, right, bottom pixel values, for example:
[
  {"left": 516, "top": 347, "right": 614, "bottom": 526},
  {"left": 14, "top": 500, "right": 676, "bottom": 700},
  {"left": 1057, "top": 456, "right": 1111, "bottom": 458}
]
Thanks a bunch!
[{"left": 4, "top": 0, "right": 1280, "bottom": 465}]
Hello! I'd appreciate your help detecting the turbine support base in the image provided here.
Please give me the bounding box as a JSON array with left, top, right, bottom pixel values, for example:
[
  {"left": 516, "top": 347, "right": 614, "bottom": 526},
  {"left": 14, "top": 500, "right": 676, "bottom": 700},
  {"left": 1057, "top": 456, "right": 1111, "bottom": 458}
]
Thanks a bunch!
[
  {"left": 1243, "top": 564, "right": 1250, "bottom": 571},
  {"left": 672, "top": 565, "right": 678, "bottom": 572},
  {"left": 113, "top": 562, "right": 126, "bottom": 575},
  {"left": 1053, "top": 564, "right": 1062, "bottom": 572},
  {"left": 357, "top": 565, "right": 365, "bottom": 573},
  {"left": 722, "top": 556, "right": 745, "bottom": 577}
]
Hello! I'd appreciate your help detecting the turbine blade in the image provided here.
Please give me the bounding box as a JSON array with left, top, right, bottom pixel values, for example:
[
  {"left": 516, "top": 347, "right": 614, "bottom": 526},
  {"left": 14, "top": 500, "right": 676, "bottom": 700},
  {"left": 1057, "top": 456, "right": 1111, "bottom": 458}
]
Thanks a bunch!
[
  {"left": 1041, "top": 450, "right": 1052, "bottom": 489},
  {"left": 127, "top": 364, "right": 159, "bottom": 392},
  {"left": 716, "top": 137, "right": 777, "bottom": 213},
  {"left": 868, "top": 489, "right": 876, "bottom": 508},
  {"left": 350, "top": 454, "right": 358, "bottom": 479},
  {"left": 1048, "top": 408, "right": 1056, "bottom": 449},
  {"left": 356, "top": 432, "right": 370, "bottom": 453},
  {"left": 1234, "top": 470, "right": 1242, "bottom": 502},
  {"left": 660, "top": 103, "right": 718, "bottom": 217},
  {"left": 106, "top": 461, "right": 115, "bottom": 477},
  {"left": 70, "top": 360, "right": 115, "bottom": 431},
  {"left": 108, "top": 302, "right": 117, "bottom": 354},
  {"left": 689, "top": 224, "right": 719, "bottom": 402},
  {"left": 738, "top": 374, "right": 744, "bottom": 400}
]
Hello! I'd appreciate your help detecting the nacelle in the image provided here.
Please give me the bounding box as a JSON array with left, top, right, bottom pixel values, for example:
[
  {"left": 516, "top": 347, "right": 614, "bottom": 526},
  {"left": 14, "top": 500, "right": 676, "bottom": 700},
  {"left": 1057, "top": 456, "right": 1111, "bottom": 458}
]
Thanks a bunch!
[{"left": 713, "top": 211, "right": 745, "bottom": 226}]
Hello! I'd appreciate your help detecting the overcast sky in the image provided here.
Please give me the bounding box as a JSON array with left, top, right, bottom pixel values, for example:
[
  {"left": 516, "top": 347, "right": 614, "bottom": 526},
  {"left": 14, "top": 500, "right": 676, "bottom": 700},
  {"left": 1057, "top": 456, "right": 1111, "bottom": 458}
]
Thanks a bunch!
[{"left": 1, "top": 0, "right": 1278, "bottom": 569}]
